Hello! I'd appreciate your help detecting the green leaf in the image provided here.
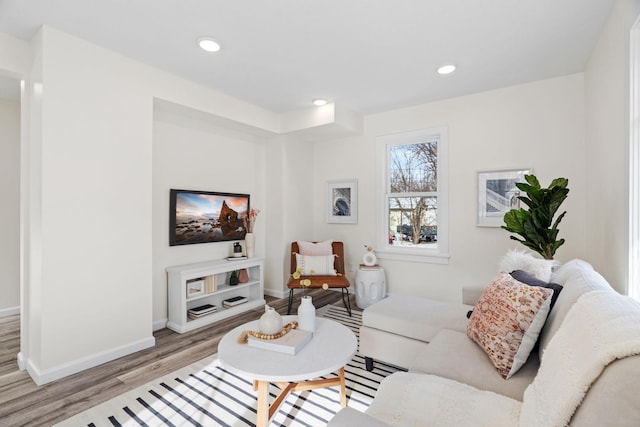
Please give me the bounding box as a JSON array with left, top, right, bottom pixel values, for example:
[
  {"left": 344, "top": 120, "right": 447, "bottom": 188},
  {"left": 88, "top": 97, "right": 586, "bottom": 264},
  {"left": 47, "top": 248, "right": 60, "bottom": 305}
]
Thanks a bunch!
[{"left": 501, "top": 175, "right": 569, "bottom": 259}]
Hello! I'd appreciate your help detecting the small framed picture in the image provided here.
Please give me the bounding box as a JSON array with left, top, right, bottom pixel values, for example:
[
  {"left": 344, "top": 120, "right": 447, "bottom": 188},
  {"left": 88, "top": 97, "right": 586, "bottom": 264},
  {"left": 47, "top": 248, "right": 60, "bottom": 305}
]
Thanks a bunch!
[
  {"left": 477, "top": 169, "right": 531, "bottom": 227},
  {"left": 186, "top": 278, "right": 206, "bottom": 299},
  {"left": 327, "top": 180, "right": 358, "bottom": 224}
]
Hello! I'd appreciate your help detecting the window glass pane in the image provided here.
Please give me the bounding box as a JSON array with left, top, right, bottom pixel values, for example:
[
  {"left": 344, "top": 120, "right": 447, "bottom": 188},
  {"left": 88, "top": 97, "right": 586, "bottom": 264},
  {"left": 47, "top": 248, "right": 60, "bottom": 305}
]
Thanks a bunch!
[
  {"left": 389, "top": 141, "right": 438, "bottom": 193},
  {"left": 388, "top": 196, "right": 437, "bottom": 247}
]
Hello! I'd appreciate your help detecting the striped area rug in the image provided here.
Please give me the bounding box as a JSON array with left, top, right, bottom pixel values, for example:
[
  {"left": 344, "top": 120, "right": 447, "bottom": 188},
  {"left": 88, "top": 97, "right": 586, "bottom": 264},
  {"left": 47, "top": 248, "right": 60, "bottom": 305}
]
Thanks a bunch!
[{"left": 56, "top": 306, "right": 402, "bottom": 427}]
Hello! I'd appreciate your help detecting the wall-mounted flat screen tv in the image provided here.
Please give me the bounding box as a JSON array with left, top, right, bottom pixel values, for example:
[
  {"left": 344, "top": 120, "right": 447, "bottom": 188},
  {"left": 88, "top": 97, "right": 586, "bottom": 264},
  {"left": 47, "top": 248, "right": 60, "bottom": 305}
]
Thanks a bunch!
[{"left": 169, "top": 189, "right": 250, "bottom": 246}]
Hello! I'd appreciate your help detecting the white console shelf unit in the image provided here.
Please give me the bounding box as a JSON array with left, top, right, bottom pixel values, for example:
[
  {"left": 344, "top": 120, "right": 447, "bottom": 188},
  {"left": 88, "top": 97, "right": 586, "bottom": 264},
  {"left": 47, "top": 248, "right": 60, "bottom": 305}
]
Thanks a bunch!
[{"left": 166, "top": 258, "right": 265, "bottom": 333}]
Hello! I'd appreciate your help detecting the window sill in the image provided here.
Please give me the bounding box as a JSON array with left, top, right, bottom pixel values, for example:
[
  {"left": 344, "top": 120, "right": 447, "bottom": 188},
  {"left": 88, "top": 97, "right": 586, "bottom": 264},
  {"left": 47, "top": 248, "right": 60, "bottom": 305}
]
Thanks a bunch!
[{"left": 376, "top": 249, "right": 450, "bottom": 264}]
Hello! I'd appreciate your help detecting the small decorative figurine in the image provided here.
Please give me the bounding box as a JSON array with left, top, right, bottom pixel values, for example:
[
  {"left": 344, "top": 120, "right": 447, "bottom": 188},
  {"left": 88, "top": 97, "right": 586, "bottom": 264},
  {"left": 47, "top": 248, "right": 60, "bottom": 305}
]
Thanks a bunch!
[
  {"left": 233, "top": 242, "right": 243, "bottom": 257},
  {"left": 363, "top": 245, "right": 377, "bottom": 266}
]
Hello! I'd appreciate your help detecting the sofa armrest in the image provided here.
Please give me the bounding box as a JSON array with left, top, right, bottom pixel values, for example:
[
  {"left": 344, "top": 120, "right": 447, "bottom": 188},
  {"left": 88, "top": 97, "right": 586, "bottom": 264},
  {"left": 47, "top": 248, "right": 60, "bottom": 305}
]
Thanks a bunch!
[
  {"left": 462, "top": 286, "right": 486, "bottom": 305},
  {"left": 328, "top": 407, "right": 391, "bottom": 427}
]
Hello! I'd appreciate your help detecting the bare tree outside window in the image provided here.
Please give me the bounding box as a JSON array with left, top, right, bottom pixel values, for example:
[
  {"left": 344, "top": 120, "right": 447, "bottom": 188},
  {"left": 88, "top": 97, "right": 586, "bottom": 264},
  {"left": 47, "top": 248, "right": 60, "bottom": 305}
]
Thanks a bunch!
[{"left": 388, "top": 141, "right": 438, "bottom": 246}]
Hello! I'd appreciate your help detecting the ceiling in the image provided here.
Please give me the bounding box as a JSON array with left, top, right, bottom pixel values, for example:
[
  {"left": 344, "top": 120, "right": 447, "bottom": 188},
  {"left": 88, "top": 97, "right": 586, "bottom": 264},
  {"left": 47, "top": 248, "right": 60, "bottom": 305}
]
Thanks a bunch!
[{"left": 0, "top": 0, "right": 615, "bottom": 114}]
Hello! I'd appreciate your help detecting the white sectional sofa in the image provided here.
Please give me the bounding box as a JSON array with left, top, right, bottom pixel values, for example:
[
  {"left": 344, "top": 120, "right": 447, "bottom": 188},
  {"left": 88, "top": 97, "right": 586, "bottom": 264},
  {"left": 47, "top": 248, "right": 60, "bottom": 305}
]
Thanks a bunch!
[{"left": 329, "top": 259, "right": 640, "bottom": 426}]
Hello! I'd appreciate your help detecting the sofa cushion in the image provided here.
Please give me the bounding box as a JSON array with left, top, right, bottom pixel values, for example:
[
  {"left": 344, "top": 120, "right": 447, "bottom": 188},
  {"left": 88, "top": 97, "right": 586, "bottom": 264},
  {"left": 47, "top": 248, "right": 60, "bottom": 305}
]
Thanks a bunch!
[
  {"left": 366, "top": 372, "right": 521, "bottom": 427},
  {"left": 520, "top": 290, "right": 640, "bottom": 427},
  {"left": 362, "top": 294, "right": 471, "bottom": 342},
  {"left": 467, "top": 272, "right": 552, "bottom": 379},
  {"left": 538, "top": 259, "right": 613, "bottom": 359},
  {"left": 328, "top": 407, "right": 391, "bottom": 427},
  {"left": 408, "top": 329, "right": 538, "bottom": 400},
  {"left": 569, "top": 355, "right": 640, "bottom": 426},
  {"left": 510, "top": 269, "right": 563, "bottom": 309}
]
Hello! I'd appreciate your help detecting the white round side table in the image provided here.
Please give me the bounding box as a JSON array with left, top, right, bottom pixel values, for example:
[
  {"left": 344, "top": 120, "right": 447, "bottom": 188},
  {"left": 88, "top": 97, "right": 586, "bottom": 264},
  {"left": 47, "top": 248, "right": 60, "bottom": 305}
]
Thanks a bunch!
[{"left": 355, "top": 267, "right": 386, "bottom": 309}]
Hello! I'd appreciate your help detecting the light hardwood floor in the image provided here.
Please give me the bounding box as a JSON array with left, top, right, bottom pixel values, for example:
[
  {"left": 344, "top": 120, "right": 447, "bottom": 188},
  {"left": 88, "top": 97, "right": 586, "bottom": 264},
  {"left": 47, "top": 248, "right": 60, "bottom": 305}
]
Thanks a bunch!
[{"left": 0, "top": 290, "right": 349, "bottom": 427}]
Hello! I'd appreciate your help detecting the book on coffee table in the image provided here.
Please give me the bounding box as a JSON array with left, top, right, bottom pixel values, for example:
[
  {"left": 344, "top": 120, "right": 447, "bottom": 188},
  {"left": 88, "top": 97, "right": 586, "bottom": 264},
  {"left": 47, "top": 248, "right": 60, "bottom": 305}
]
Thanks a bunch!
[{"left": 247, "top": 328, "right": 313, "bottom": 355}]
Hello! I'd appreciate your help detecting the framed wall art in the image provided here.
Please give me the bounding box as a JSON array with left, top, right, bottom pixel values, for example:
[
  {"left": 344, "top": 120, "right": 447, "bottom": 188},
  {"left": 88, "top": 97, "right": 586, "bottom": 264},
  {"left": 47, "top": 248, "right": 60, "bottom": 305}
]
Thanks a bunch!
[
  {"left": 477, "top": 169, "right": 531, "bottom": 227},
  {"left": 327, "top": 180, "right": 358, "bottom": 224},
  {"left": 169, "top": 189, "right": 250, "bottom": 245}
]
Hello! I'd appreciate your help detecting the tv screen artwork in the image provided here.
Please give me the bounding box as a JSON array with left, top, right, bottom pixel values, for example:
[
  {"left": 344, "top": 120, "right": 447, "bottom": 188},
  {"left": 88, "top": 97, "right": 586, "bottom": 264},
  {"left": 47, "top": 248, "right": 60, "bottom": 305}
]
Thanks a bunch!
[{"left": 169, "top": 189, "right": 250, "bottom": 246}]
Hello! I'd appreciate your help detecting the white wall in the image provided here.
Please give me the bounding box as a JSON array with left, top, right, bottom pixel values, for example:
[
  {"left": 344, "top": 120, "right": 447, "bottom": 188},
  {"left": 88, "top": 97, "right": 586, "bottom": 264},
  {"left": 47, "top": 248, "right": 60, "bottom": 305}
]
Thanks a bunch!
[
  {"left": 585, "top": 0, "right": 640, "bottom": 293},
  {"left": 0, "top": 97, "right": 20, "bottom": 315},
  {"left": 263, "top": 135, "right": 316, "bottom": 299},
  {"left": 152, "top": 104, "right": 267, "bottom": 327},
  {"left": 9, "top": 26, "right": 284, "bottom": 384},
  {"left": 27, "top": 27, "right": 155, "bottom": 379},
  {"left": 313, "top": 74, "right": 588, "bottom": 302}
]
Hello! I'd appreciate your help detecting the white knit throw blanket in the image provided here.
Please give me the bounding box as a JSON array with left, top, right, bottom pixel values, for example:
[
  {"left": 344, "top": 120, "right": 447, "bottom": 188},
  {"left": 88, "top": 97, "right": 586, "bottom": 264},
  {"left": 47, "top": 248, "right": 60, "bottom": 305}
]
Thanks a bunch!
[{"left": 520, "top": 290, "right": 640, "bottom": 427}]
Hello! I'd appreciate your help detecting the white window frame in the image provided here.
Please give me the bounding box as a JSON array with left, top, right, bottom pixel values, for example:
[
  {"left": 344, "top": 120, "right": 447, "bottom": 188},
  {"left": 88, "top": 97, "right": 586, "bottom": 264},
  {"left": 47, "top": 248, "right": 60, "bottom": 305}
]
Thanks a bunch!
[
  {"left": 376, "top": 127, "right": 449, "bottom": 264},
  {"left": 629, "top": 16, "right": 640, "bottom": 301}
]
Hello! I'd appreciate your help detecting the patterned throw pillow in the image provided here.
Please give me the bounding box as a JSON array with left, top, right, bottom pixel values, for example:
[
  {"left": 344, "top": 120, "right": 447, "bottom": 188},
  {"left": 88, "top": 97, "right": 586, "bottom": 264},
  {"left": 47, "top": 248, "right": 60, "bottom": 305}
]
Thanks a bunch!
[
  {"left": 467, "top": 272, "right": 553, "bottom": 379},
  {"left": 294, "top": 254, "right": 337, "bottom": 276},
  {"left": 510, "top": 270, "right": 563, "bottom": 309},
  {"left": 297, "top": 240, "right": 333, "bottom": 256}
]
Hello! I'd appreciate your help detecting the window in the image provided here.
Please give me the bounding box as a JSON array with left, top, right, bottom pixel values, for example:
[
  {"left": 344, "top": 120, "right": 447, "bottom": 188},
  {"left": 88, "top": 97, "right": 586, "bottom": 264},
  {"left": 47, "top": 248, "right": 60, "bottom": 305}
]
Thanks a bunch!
[
  {"left": 376, "top": 127, "right": 449, "bottom": 263},
  {"left": 629, "top": 19, "right": 640, "bottom": 301}
]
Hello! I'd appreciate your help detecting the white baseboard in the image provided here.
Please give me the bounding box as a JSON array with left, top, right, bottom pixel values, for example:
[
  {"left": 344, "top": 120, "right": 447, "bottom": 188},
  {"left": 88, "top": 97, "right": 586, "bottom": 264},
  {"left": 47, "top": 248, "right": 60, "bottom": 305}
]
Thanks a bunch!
[
  {"left": 0, "top": 306, "right": 19, "bottom": 317},
  {"left": 17, "top": 351, "right": 26, "bottom": 371},
  {"left": 25, "top": 336, "right": 156, "bottom": 386},
  {"left": 153, "top": 318, "right": 168, "bottom": 331},
  {"left": 264, "top": 288, "right": 287, "bottom": 299}
]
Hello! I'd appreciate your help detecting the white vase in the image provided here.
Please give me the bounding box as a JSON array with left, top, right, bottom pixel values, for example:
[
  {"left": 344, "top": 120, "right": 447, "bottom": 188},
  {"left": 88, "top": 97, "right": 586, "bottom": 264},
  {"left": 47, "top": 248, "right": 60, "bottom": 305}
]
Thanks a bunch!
[
  {"left": 297, "top": 295, "right": 316, "bottom": 333},
  {"left": 245, "top": 233, "right": 255, "bottom": 258},
  {"left": 259, "top": 305, "right": 283, "bottom": 335},
  {"left": 363, "top": 250, "right": 377, "bottom": 266}
]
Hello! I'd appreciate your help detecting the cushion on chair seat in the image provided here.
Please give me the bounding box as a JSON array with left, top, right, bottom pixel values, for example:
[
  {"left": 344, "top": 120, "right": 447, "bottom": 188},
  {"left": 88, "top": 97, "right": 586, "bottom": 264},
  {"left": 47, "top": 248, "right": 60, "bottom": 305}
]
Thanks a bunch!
[
  {"left": 287, "top": 275, "right": 350, "bottom": 289},
  {"left": 362, "top": 294, "right": 471, "bottom": 342}
]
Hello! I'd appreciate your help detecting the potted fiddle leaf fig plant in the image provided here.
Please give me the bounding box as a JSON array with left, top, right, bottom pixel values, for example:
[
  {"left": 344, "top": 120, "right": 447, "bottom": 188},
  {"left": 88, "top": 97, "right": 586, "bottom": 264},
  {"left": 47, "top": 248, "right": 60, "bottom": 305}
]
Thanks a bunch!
[{"left": 502, "top": 174, "right": 569, "bottom": 260}]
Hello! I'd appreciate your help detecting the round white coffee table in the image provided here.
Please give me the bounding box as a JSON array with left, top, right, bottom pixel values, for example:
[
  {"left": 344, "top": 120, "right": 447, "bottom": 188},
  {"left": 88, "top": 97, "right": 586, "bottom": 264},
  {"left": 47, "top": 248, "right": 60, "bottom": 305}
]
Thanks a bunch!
[{"left": 218, "top": 315, "right": 357, "bottom": 427}]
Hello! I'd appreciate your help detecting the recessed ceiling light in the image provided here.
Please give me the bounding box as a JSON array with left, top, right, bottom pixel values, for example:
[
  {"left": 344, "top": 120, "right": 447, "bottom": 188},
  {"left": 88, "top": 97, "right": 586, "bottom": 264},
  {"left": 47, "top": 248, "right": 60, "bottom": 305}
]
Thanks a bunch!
[
  {"left": 437, "top": 64, "right": 456, "bottom": 75},
  {"left": 313, "top": 98, "right": 328, "bottom": 106},
  {"left": 197, "top": 37, "right": 221, "bottom": 53}
]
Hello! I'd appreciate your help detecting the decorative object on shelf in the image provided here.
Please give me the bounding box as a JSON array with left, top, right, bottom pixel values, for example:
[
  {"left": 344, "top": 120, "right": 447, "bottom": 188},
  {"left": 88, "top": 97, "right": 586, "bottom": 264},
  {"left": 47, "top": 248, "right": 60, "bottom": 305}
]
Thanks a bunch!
[
  {"left": 477, "top": 169, "right": 531, "bottom": 227},
  {"left": 233, "top": 242, "right": 243, "bottom": 257},
  {"left": 185, "top": 278, "right": 206, "bottom": 299},
  {"left": 245, "top": 233, "right": 255, "bottom": 258},
  {"left": 501, "top": 174, "right": 569, "bottom": 259},
  {"left": 362, "top": 245, "right": 377, "bottom": 266},
  {"left": 229, "top": 270, "right": 239, "bottom": 286},
  {"left": 298, "top": 295, "right": 316, "bottom": 332},
  {"left": 238, "top": 268, "right": 249, "bottom": 283},
  {"left": 259, "top": 305, "right": 284, "bottom": 335},
  {"left": 222, "top": 295, "right": 248, "bottom": 308},
  {"left": 243, "top": 208, "right": 260, "bottom": 258},
  {"left": 326, "top": 179, "right": 358, "bottom": 224}
]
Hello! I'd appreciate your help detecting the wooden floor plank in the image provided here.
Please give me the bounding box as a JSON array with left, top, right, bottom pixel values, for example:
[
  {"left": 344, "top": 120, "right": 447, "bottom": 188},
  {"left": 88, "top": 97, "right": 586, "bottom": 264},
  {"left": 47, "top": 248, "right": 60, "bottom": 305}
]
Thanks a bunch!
[{"left": 0, "top": 289, "right": 350, "bottom": 426}]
